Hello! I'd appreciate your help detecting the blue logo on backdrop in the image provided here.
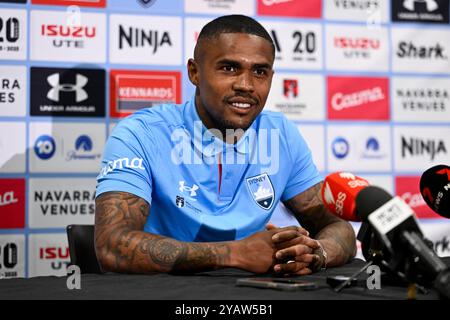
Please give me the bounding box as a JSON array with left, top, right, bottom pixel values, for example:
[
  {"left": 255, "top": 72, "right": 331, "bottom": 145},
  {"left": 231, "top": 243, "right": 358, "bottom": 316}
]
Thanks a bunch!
[
  {"left": 66, "top": 135, "right": 101, "bottom": 161},
  {"left": 75, "top": 135, "right": 93, "bottom": 152},
  {"left": 332, "top": 137, "right": 350, "bottom": 159},
  {"left": 366, "top": 137, "right": 380, "bottom": 151},
  {"left": 363, "top": 137, "right": 386, "bottom": 159},
  {"left": 34, "top": 135, "right": 56, "bottom": 160}
]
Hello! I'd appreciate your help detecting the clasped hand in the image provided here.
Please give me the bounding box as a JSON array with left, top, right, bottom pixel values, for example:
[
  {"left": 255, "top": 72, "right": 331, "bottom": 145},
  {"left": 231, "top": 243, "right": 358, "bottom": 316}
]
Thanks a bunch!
[{"left": 266, "top": 224, "right": 323, "bottom": 275}]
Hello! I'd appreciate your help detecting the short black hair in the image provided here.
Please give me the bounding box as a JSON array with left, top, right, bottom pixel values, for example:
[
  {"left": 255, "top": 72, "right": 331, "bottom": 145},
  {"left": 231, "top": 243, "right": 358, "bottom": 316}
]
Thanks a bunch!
[{"left": 195, "top": 14, "right": 275, "bottom": 58}]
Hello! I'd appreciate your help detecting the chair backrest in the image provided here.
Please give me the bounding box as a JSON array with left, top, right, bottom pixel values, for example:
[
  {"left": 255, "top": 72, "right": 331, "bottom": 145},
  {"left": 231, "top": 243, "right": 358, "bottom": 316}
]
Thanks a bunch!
[{"left": 66, "top": 224, "right": 102, "bottom": 274}]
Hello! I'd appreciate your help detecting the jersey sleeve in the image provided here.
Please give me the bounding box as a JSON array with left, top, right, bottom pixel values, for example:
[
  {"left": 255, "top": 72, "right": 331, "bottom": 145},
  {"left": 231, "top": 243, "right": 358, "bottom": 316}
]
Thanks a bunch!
[
  {"left": 281, "top": 118, "right": 323, "bottom": 202},
  {"left": 95, "top": 118, "right": 155, "bottom": 205}
]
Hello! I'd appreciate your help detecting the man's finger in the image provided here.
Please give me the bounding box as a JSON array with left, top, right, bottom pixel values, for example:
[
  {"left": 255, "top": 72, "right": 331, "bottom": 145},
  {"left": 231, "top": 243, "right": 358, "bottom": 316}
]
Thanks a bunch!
[
  {"left": 265, "top": 223, "right": 277, "bottom": 230},
  {"left": 275, "top": 245, "right": 313, "bottom": 260},
  {"left": 271, "top": 227, "right": 310, "bottom": 243},
  {"left": 295, "top": 268, "right": 313, "bottom": 276},
  {"left": 295, "top": 253, "right": 320, "bottom": 264},
  {"left": 274, "top": 236, "right": 321, "bottom": 250},
  {"left": 274, "top": 261, "right": 308, "bottom": 274}
]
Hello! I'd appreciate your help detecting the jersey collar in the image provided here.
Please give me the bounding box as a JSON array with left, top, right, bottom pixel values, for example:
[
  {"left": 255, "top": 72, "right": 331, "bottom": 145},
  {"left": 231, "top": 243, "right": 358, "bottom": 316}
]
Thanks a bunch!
[{"left": 183, "top": 97, "right": 258, "bottom": 158}]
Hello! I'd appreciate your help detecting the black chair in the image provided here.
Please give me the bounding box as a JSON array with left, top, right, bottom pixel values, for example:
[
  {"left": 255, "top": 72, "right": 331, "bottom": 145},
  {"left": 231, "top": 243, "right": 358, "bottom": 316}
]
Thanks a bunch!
[{"left": 66, "top": 224, "right": 102, "bottom": 274}]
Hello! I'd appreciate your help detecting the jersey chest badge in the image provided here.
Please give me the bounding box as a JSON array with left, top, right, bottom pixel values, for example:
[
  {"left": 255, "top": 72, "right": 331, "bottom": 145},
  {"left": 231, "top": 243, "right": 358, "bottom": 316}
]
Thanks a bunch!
[{"left": 246, "top": 173, "right": 274, "bottom": 210}]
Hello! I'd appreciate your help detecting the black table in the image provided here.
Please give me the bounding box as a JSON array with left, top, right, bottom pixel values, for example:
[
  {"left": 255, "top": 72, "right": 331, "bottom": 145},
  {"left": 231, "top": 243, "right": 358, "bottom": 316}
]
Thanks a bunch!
[{"left": 0, "top": 259, "right": 447, "bottom": 300}]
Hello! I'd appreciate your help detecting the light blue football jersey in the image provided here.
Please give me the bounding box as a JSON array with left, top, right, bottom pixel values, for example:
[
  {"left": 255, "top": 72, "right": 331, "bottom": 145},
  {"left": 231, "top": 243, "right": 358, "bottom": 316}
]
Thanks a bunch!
[{"left": 96, "top": 98, "right": 322, "bottom": 242}]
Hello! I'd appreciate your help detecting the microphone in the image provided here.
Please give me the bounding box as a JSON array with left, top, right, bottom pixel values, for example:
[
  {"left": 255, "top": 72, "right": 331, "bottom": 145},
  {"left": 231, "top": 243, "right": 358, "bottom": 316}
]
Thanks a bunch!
[
  {"left": 356, "top": 186, "right": 450, "bottom": 298},
  {"left": 321, "top": 172, "right": 369, "bottom": 222},
  {"left": 420, "top": 164, "right": 450, "bottom": 219},
  {"left": 321, "top": 172, "right": 384, "bottom": 263}
]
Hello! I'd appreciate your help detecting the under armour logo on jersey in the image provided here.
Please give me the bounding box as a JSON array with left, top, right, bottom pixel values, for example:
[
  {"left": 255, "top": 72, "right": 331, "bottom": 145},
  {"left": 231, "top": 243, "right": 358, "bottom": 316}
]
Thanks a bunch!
[
  {"left": 47, "top": 73, "right": 88, "bottom": 103},
  {"left": 179, "top": 181, "right": 199, "bottom": 197}
]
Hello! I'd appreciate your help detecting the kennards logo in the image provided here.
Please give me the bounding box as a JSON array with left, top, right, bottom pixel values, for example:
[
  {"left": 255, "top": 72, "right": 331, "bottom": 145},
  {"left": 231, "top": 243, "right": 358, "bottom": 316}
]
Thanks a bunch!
[{"left": 110, "top": 70, "right": 181, "bottom": 118}]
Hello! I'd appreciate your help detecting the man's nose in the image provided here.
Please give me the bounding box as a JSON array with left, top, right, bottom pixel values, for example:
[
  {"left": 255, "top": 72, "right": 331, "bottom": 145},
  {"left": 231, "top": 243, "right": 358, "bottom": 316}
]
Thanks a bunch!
[{"left": 232, "top": 72, "right": 255, "bottom": 92}]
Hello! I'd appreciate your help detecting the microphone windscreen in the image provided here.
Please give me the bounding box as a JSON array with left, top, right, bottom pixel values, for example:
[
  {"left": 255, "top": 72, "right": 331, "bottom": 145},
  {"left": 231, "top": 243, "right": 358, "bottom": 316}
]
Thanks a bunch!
[
  {"left": 355, "top": 186, "right": 392, "bottom": 221},
  {"left": 321, "top": 172, "right": 369, "bottom": 221},
  {"left": 419, "top": 165, "right": 450, "bottom": 219}
]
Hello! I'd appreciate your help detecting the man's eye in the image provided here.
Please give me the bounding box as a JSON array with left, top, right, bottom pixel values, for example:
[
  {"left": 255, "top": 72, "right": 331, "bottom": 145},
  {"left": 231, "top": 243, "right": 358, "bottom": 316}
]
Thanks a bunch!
[
  {"left": 254, "top": 69, "right": 267, "bottom": 76},
  {"left": 222, "top": 66, "right": 236, "bottom": 72}
]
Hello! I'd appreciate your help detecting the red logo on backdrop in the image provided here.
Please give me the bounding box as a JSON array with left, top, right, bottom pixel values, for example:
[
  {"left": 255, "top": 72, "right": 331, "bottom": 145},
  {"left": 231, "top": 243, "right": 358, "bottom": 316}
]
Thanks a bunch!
[
  {"left": 41, "top": 24, "right": 96, "bottom": 38},
  {"left": 283, "top": 79, "right": 298, "bottom": 98},
  {"left": 110, "top": 70, "right": 182, "bottom": 118},
  {"left": 327, "top": 76, "right": 390, "bottom": 120},
  {"left": 39, "top": 247, "right": 70, "bottom": 260},
  {"left": 31, "top": 0, "right": 106, "bottom": 7},
  {"left": 396, "top": 176, "right": 442, "bottom": 219},
  {"left": 334, "top": 37, "right": 380, "bottom": 50},
  {"left": 0, "top": 179, "right": 25, "bottom": 229},
  {"left": 257, "top": 0, "right": 322, "bottom": 18}
]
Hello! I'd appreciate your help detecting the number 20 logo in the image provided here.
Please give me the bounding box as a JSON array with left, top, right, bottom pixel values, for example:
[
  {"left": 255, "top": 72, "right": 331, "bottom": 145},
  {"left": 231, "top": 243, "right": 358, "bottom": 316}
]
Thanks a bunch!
[{"left": 0, "top": 17, "right": 20, "bottom": 44}]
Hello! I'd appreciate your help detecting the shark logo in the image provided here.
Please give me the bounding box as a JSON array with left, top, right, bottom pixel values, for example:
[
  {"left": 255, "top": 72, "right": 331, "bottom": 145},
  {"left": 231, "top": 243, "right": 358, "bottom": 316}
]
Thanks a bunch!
[{"left": 246, "top": 173, "right": 275, "bottom": 210}]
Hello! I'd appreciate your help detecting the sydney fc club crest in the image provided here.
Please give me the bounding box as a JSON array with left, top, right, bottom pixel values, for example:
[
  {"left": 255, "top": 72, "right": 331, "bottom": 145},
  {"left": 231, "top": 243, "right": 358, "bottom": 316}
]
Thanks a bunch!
[{"left": 246, "top": 173, "right": 275, "bottom": 210}]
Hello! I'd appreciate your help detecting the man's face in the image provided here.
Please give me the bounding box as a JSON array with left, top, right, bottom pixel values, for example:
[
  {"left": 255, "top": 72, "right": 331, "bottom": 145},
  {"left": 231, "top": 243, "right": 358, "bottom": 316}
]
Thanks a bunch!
[{"left": 188, "top": 33, "right": 274, "bottom": 135}]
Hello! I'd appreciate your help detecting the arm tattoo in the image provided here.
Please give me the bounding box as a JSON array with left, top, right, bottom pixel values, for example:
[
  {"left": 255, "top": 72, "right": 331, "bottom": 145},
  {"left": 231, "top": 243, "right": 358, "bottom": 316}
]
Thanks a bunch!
[
  {"left": 95, "top": 192, "right": 232, "bottom": 274},
  {"left": 283, "top": 182, "right": 356, "bottom": 267}
]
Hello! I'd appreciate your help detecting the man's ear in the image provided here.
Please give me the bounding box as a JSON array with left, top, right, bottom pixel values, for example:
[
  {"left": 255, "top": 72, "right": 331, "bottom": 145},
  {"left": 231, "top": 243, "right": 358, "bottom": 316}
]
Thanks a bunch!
[{"left": 187, "top": 58, "right": 199, "bottom": 87}]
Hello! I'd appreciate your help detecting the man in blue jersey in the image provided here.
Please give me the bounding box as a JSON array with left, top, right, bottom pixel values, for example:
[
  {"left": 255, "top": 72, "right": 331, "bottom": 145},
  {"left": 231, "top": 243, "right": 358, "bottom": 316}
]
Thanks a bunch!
[{"left": 95, "top": 15, "right": 356, "bottom": 275}]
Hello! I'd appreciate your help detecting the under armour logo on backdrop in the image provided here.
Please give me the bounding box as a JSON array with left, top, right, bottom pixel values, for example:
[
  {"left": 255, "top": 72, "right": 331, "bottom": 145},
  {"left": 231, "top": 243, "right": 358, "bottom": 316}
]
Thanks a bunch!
[
  {"left": 47, "top": 73, "right": 88, "bottom": 103},
  {"left": 403, "top": 0, "right": 438, "bottom": 12}
]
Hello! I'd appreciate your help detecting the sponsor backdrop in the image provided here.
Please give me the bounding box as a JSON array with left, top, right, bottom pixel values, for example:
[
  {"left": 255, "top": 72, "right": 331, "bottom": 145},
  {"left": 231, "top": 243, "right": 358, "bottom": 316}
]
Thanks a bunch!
[{"left": 0, "top": 0, "right": 449, "bottom": 278}]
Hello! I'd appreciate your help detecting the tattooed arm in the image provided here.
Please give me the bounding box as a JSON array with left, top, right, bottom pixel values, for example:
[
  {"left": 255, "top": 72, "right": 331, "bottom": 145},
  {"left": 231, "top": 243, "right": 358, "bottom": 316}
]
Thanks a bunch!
[
  {"left": 283, "top": 181, "right": 357, "bottom": 268},
  {"left": 95, "top": 191, "right": 280, "bottom": 274}
]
